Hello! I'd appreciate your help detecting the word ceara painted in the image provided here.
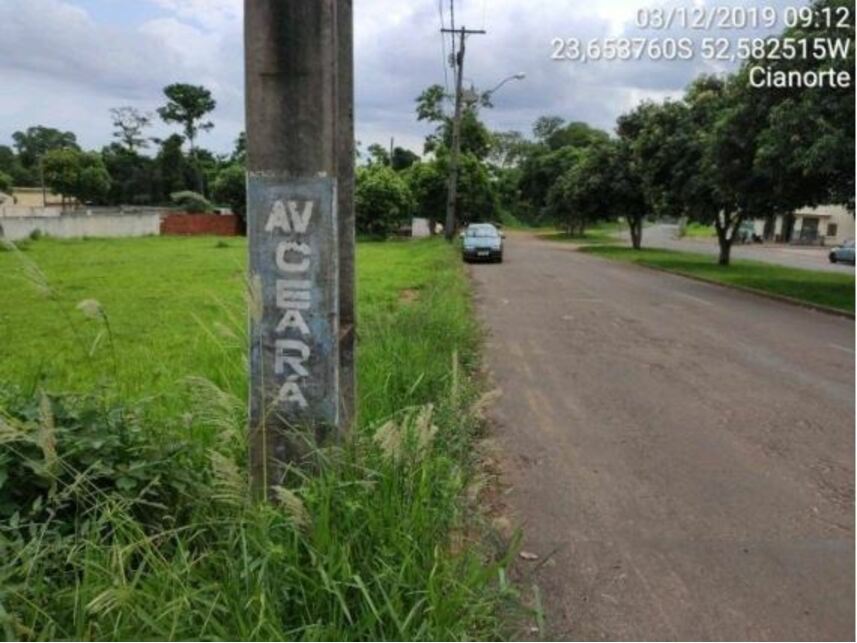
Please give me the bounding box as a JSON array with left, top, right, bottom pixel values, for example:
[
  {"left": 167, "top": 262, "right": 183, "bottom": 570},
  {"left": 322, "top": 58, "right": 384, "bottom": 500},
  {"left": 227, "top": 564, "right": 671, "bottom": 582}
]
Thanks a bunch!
[{"left": 265, "top": 198, "right": 315, "bottom": 409}]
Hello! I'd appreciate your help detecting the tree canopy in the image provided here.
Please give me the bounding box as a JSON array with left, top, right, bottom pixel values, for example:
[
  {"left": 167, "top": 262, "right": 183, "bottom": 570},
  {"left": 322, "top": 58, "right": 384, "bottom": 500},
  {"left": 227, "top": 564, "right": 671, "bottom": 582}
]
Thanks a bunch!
[
  {"left": 355, "top": 165, "right": 414, "bottom": 237},
  {"left": 42, "top": 148, "right": 111, "bottom": 206},
  {"left": 110, "top": 107, "right": 153, "bottom": 153},
  {"left": 12, "top": 126, "right": 78, "bottom": 173},
  {"left": 158, "top": 83, "right": 216, "bottom": 153}
]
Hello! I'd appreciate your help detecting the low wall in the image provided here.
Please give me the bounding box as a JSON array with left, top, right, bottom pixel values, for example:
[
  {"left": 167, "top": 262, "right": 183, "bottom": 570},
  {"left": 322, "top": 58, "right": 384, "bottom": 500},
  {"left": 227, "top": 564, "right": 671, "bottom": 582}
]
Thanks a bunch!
[
  {"left": 0, "top": 212, "right": 161, "bottom": 241},
  {"left": 161, "top": 213, "right": 242, "bottom": 236},
  {"left": 0, "top": 205, "right": 64, "bottom": 218}
]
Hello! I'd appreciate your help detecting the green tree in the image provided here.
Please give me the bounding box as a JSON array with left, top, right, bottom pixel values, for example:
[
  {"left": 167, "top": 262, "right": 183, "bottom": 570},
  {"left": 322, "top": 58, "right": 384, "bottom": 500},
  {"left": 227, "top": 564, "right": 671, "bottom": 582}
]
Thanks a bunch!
[
  {"left": 213, "top": 164, "right": 247, "bottom": 230},
  {"left": 547, "top": 132, "right": 649, "bottom": 247},
  {"left": 532, "top": 115, "right": 565, "bottom": 143},
  {"left": 620, "top": 101, "right": 693, "bottom": 221},
  {"left": 545, "top": 121, "right": 610, "bottom": 151},
  {"left": 699, "top": 75, "right": 775, "bottom": 264},
  {"left": 547, "top": 144, "right": 612, "bottom": 237},
  {"left": 157, "top": 84, "right": 216, "bottom": 154},
  {"left": 431, "top": 110, "right": 492, "bottom": 160},
  {"left": 0, "top": 170, "right": 12, "bottom": 194},
  {"left": 621, "top": 82, "right": 733, "bottom": 260},
  {"left": 415, "top": 84, "right": 493, "bottom": 160},
  {"left": 12, "top": 126, "right": 78, "bottom": 170},
  {"left": 391, "top": 147, "right": 420, "bottom": 171},
  {"left": 513, "top": 117, "right": 612, "bottom": 223},
  {"left": 101, "top": 143, "right": 157, "bottom": 206},
  {"left": 192, "top": 147, "right": 222, "bottom": 196},
  {"left": 619, "top": 3, "right": 854, "bottom": 263},
  {"left": 355, "top": 165, "right": 414, "bottom": 237},
  {"left": 491, "top": 165, "right": 525, "bottom": 223},
  {"left": 366, "top": 143, "right": 391, "bottom": 167},
  {"left": 110, "top": 107, "right": 153, "bottom": 152},
  {"left": 753, "top": 0, "right": 854, "bottom": 213},
  {"left": 518, "top": 145, "right": 584, "bottom": 219},
  {"left": 407, "top": 151, "right": 497, "bottom": 229},
  {"left": 405, "top": 160, "right": 446, "bottom": 233},
  {"left": 0, "top": 146, "right": 16, "bottom": 177},
  {"left": 153, "top": 134, "right": 194, "bottom": 202},
  {"left": 452, "top": 152, "right": 498, "bottom": 225},
  {"left": 415, "top": 84, "right": 447, "bottom": 123},
  {"left": 42, "top": 148, "right": 111, "bottom": 207},
  {"left": 78, "top": 166, "right": 112, "bottom": 204},
  {"left": 625, "top": 77, "right": 745, "bottom": 264},
  {"left": 231, "top": 132, "right": 247, "bottom": 164},
  {"left": 0, "top": 146, "right": 33, "bottom": 187},
  {"left": 488, "top": 130, "right": 528, "bottom": 168},
  {"left": 593, "top": 139, "right": 648, "bottom": 248}
]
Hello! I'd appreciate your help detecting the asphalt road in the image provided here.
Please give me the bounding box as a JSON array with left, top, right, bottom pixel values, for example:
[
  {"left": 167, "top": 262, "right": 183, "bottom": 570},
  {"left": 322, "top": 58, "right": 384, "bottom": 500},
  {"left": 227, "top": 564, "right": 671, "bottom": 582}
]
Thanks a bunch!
[
  {"left": 471, "top": 233, "right": 855, "bottom": 641},
  {"left": 628, "top": 225, "right": 855, "bottom": 274}
]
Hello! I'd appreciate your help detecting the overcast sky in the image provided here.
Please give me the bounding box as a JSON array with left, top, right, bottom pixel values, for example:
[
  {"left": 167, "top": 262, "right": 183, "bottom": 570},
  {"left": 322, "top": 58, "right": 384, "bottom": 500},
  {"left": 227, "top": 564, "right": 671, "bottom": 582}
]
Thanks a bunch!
[{"left": 0, "top": 0, "right": 794, "bottom": 156}]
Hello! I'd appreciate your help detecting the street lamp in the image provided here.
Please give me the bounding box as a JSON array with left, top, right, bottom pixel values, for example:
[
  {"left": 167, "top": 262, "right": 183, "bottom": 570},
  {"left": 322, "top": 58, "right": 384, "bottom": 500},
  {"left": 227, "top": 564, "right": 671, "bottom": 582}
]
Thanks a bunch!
[
  {"left": 485, "top": 72, "right": 526, "bottom": 98},
  {"left": 468, "top": 72, "right": 525, "bottom": 107}
]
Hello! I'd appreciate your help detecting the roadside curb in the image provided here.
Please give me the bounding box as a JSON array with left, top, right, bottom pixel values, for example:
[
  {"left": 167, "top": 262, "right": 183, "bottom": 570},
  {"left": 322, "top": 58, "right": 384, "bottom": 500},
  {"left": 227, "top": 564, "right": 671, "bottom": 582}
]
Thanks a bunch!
[
  {"left": 622, "top": 259, "right": 855, "bottom": 320},
  {"left": 537, "top": 234, "right": 854, "bottom": 319}
]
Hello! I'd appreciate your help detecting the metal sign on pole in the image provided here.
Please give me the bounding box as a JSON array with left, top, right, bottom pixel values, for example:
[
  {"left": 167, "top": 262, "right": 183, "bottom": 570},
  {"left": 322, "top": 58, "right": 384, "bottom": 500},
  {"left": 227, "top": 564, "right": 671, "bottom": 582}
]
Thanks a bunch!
[{"left": 244, "top": 1, "right": 355, "bottom": 497}]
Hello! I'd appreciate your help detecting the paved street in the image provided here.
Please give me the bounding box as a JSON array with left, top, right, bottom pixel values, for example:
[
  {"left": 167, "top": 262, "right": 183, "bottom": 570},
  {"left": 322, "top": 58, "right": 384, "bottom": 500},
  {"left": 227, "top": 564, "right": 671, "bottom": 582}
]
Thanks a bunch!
[
  {"left": 627, "top": 224, "right": 855, "bottom": 274},
  {"left": 471, "top": 232, "right": 854, "bottom": 641}
]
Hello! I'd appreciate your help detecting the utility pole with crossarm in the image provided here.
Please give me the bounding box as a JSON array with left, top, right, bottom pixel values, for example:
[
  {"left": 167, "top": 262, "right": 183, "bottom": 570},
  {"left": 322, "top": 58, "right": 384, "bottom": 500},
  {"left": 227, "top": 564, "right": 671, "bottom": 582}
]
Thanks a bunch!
[{"left": 441, "top": 25, "right": 485, "bottom": 240}]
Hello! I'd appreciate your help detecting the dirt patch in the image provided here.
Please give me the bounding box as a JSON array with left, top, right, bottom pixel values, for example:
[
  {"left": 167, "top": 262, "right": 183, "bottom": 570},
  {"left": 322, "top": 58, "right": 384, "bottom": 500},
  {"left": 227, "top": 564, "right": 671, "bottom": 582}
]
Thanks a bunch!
[{"left": 398, "top": 288, "right": 420, "bottom": 304}]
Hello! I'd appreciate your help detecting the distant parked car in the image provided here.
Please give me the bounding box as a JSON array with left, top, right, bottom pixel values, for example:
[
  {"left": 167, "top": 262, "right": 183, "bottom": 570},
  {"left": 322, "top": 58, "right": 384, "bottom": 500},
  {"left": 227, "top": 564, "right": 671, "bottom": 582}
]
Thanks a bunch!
[
  {"left": 736, "top": 220, "right": 759, "bottom": 244},
  {"left": 461, "top": 223, "right": 504, "bottom": 263},
  {"left": 829, "top": 239, "right": 855, "bottom": 264}
]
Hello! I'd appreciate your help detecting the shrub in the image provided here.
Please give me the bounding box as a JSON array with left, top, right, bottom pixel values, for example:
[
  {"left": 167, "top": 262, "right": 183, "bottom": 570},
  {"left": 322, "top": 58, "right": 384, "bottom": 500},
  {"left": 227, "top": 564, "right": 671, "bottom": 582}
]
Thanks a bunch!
[
  {"left": 212, "top": 164, "right": 246, "bottom": 225},
  {"left": 0, "top": 170, "right": 12, "bottom": 195},
  {"left": 355, "top": 165, "right": 414, "bottom": 237},
  {"left": 0, "top": 387, "right": 206, "bottom": 527},
  {"left": 170, "top": 190, "right": 212, "bottom": 213}
]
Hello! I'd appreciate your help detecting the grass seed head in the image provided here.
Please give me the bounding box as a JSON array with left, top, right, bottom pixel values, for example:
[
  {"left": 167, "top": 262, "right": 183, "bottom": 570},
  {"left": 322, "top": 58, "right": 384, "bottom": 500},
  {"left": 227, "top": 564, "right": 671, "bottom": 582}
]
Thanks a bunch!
[
  {"left": 272, "top": 485, "right": 310, "bottom": 529},
  {"left": 76, "top": 298, "right": 105, "bottom": 321}
]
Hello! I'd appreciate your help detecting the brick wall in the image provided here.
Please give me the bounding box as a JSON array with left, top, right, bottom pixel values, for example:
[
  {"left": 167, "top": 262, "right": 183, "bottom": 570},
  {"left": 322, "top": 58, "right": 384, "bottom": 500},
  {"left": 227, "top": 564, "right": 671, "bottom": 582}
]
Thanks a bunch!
[{"left": 161, "top": 213, "right": 242, "bottom": 236}]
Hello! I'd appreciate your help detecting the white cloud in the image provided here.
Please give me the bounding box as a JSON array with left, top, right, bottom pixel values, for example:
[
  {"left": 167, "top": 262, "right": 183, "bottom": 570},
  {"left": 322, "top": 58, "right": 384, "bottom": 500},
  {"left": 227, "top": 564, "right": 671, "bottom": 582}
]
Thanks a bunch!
[
  {"left": 146, "top": 0, "right": 241, "bottom": 30},
  {"left": 0, "top": 0, "right": 807, "bottom": 155},
  {"left": 0, "top": 0, "right": 243, "bottom": 152}
]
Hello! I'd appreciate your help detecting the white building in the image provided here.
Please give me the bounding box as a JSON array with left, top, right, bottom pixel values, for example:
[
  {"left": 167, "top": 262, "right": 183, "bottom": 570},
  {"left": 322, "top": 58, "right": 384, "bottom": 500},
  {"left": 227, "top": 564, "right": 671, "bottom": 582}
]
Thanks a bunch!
[
  {"left": 411, "top": 217, "right": 432, "bottom": 238},
  {"left": 752, "top": 205, "right": 855, "bottom": 245}
]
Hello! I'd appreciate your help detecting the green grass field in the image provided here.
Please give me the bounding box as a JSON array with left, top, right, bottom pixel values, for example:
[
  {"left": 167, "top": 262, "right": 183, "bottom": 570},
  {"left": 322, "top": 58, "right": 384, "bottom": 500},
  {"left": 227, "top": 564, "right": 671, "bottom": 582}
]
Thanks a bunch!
[
  {"left": 581, "top": 245, "right": 855, "bottom": 313},
  {"left": 0, "top": 236, "right": 513, "bottom": 640},
  {"left": 537, "top": 220, "right": 626, "bottom": 245},
  {"left": 681, "top": 222, "right": 716, "bottom": 238},
  {"left": 0, "top": 237, "right": 475, "bottom": 416}
]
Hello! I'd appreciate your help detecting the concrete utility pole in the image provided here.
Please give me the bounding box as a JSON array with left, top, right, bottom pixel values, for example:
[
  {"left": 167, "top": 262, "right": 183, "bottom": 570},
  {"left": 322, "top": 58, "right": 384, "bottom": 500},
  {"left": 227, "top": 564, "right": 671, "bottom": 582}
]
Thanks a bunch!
[
  {"left": 441, "top": 25, "right": 485, "bottom": 240},
  {"left": 244, "top": 1, "right": 355, "bottom": 498}
]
